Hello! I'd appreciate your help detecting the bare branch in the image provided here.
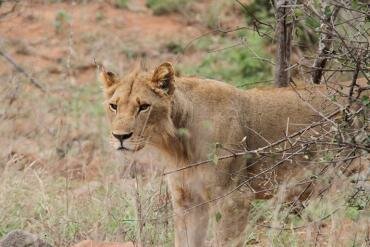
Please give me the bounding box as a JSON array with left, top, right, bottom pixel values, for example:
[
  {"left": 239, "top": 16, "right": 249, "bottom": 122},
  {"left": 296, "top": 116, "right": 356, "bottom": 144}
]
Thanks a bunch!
[
  {"left": 164, "top": 108, "right": 343, "bottom": 176},
  {"left": 0, "top": 50, "right": 46, "bottom": 93}
]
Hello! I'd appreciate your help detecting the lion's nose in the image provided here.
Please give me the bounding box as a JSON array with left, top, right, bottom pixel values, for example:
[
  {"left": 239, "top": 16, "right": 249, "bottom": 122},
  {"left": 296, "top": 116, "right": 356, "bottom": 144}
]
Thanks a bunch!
[{"left": 112, "top": 132, "right": 133, "bottom": 142}]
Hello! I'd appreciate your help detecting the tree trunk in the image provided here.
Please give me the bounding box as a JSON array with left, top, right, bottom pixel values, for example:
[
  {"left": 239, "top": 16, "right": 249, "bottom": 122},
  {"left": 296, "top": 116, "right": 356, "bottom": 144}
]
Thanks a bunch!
[
  {"left": 274, "top": 0, "right": 293, "bottom": 87},
  {"left": 311, "top": 4, "right": 340, "bottom": 84}
]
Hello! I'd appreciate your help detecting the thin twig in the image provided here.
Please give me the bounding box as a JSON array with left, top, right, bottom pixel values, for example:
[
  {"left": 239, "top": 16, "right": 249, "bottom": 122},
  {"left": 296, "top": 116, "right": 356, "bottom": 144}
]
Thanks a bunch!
[
  {"left": 348, "top": 59, "right": 361, "bottom": 102},
  {"left": 0, "top": 50, "right": 46, "bottom": 92},
  {"left": 164, "top": 108, "right": 342, "bottom": 176}
]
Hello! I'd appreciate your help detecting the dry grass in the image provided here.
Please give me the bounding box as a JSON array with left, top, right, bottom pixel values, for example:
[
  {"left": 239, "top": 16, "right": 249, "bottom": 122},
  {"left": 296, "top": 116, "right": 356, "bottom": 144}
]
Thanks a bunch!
[{"left": 0, "top": 75, "right": 173, "bottom": 246}]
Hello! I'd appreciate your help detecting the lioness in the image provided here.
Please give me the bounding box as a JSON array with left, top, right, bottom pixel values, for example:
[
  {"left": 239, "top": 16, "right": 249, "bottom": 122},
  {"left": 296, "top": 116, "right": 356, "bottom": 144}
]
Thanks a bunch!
[{"left": 100, "top": 62, "right": 354, "bottom": 246}]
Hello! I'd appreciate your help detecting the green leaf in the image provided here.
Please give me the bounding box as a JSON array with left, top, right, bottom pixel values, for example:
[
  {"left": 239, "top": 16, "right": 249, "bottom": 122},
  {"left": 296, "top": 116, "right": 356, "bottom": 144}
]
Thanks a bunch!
[
  {"left": 324, "top": 6, "right": 332, "bottom": 17},
  {"left": 361, "top": 95, "right": 369, "bottom": 106},
  {"left": 351, "top": 0, "right": 359, "bottom": 9},
  {"left": 178, "top": 128, "right": 190, "bottom": 137},
  {"left": 215, "top": 212, "right": 222, "bottom": 223},
  {"left": 345, "top": 207, "right": 360, "bottom": 221}
]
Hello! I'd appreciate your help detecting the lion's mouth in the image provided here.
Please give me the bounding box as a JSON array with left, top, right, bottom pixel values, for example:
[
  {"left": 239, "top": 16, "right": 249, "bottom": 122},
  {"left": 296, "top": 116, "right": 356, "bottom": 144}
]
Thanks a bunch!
[
  {"left": 116, "top": 144, "right": 145, "bottom": 152},
  {"left": 117, "top": 146, "right": 132, "bottom": 152},
  {"left": 113, "top": 138, "right": 146, "bottom": 153}
]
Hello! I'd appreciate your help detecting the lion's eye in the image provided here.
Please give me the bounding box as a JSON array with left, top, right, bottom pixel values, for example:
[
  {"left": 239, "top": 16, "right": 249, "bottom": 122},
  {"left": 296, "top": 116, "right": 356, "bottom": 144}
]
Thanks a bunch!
[
  {"left": 109, "top": 103, "right": 117, "bottom": 112},
  {"left": 139, "top": 104, "right": 150, "bottom": 112}
]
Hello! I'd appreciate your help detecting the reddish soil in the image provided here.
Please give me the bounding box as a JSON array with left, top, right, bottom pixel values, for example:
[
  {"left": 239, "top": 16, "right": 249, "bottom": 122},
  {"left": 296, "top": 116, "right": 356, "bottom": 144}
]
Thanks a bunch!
[
  {"left": 0, "top": 1, "right": 205, "bottom": 85},
  {"left": 0, "top": 1, "right": 217, "bottom": 183}
]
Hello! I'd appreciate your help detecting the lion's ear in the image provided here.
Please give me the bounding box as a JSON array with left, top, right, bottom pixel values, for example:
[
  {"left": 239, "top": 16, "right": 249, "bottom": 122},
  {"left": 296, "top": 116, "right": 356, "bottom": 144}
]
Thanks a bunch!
[
  {"left": 151, "top": 62, "right": 175, "bottom": 95},
  {"left": 100, "top": 70, "right": 118, "bottom": 88}
]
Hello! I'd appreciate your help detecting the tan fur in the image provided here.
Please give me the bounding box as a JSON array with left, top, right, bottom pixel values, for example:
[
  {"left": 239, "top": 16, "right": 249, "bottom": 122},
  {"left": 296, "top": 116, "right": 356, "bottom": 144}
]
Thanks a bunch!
[{"left": 100, "top": 62, "right": 363, "bottom": 247}]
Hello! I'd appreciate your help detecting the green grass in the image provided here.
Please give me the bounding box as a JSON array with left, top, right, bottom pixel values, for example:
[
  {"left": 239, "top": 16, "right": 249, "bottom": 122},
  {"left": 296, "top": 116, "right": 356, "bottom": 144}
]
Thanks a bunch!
[
  {"left": 180, "top": 30, "right": 273, "bottom": 88},
  {"left": 0, "top": 77, "right": 171, "bottom": 245}
]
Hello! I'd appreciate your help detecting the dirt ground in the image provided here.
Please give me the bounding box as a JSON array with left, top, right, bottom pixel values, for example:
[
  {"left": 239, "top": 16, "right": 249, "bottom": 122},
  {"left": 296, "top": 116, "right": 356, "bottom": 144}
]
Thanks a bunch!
[{"left": 0, "top": 0, "right": 208, "bottom": 85}]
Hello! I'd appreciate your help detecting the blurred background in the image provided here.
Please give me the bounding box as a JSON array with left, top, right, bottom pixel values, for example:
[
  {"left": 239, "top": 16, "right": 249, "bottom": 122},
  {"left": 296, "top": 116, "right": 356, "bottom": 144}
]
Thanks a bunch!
[{"left": 0, "top": 0, "right": 368, "bottom": 246}]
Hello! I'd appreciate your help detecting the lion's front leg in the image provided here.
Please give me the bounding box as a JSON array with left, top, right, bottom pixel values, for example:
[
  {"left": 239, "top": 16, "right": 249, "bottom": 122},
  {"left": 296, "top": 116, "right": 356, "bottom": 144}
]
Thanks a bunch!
[
  {"left": 213, "top": 191, "right": 253, "bottom": 247},
  {"left": 169, "top": 184, "right": 210, "bottom": 247},
  {"left": 173, "top": 203, "right": 209, "bottom": 247}
]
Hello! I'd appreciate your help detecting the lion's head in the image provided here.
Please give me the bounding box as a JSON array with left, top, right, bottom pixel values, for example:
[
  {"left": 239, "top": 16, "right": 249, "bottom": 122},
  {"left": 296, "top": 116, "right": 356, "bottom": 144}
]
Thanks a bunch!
[{"left": 100, "top": 62, "right": 177, "bottom": 153}]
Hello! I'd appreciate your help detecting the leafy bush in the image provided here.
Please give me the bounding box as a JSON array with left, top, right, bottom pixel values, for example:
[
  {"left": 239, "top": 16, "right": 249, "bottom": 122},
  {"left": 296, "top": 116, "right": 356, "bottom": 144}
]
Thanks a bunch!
[
  {"left": 244, "top": 0, "right": 274, "bottom": 24},
  {"left": 180, "top": 31, "right": 273, "bottom": 88},
  {"left": 244, "top": 0, "right": 319, "bottom": 47}
]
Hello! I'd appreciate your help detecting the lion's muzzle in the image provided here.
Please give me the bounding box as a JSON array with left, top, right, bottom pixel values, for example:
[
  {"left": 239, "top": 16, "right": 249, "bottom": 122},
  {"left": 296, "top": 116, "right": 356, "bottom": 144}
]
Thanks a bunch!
[{"left": 112, "top": 132, "right": 133, "bottom": 150}]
